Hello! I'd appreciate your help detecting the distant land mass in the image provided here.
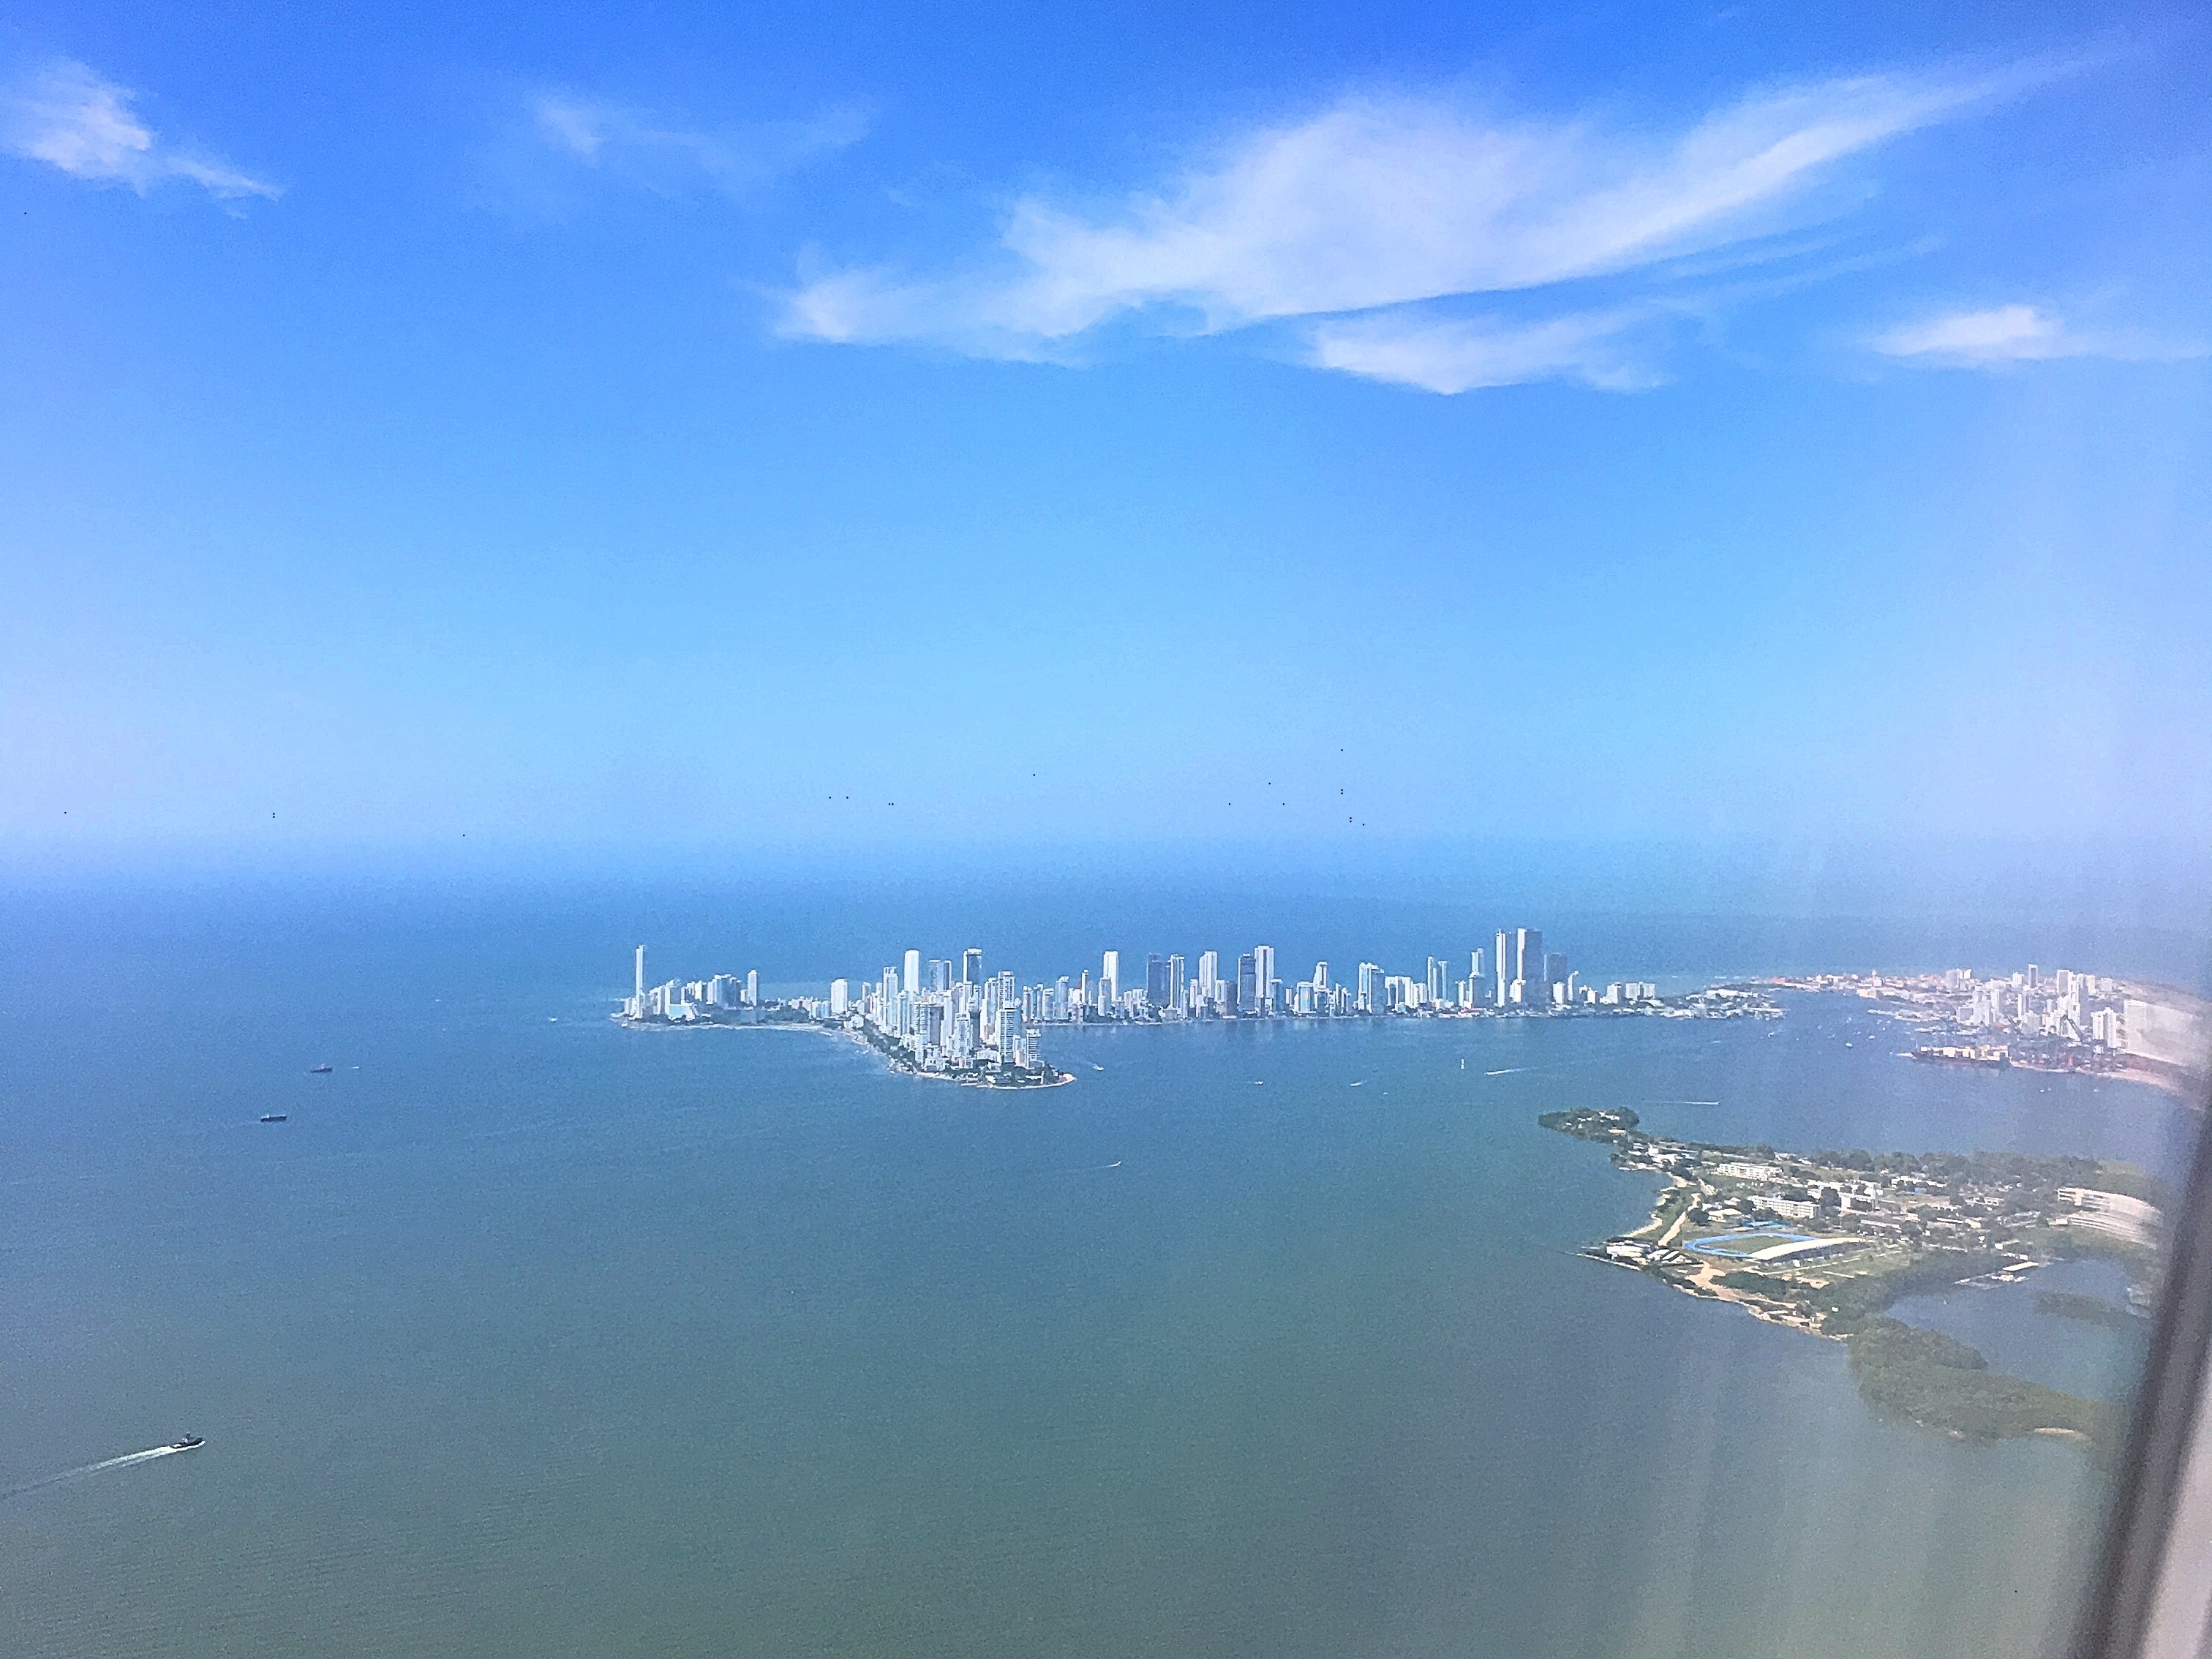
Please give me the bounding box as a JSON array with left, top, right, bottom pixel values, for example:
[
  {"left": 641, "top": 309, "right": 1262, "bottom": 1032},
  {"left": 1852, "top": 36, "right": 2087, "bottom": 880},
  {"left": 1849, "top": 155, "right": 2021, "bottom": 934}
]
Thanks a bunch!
[{"left": 1543, "top": 1107, "right": 2158, "bottom": 1456}]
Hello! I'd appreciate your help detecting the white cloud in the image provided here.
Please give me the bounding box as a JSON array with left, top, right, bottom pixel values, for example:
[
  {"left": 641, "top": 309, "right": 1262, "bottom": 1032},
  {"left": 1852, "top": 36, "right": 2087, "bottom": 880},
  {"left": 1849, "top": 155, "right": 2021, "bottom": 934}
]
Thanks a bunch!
[
  {"left": 3, "top": 60, "right": 276, "bottom": 201},
  {"left": 1307, "top": 309, "right": 1661, "bottom": 394},
  {"left": 1868, "top": 303, "right": 2201, "bottom": 366},
  {"left": 527, "top": 91, "right": 866, "bottom": 197},
  {"left": 780, "top": 61, "right": 2042, "bottom": 383}
]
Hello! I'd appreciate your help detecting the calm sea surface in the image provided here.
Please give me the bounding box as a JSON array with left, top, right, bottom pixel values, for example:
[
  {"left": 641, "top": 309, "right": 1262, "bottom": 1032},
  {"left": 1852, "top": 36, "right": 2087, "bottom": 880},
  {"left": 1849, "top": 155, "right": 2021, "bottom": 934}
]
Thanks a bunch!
[{"left": 1, "top": 888, "right": 2197, "bottom": 1658}]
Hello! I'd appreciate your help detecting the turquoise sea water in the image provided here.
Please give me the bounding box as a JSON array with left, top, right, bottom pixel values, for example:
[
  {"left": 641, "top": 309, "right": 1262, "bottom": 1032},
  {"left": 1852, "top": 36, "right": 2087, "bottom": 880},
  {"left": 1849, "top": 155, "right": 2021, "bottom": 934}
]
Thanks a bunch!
[{"left": 1, "top": 889, "right": 2197, "bottom": 1658}]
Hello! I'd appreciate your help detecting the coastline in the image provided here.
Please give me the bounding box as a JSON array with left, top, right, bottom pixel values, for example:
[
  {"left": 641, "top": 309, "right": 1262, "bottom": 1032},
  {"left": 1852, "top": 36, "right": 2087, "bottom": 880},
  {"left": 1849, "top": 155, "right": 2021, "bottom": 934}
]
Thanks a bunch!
[
  {"left": 1548, "top": 1107, "right": 2141, "bottom": 1454},
  {"left": 613, "top": 1009, "right": 1075, "bottom": 1088}
]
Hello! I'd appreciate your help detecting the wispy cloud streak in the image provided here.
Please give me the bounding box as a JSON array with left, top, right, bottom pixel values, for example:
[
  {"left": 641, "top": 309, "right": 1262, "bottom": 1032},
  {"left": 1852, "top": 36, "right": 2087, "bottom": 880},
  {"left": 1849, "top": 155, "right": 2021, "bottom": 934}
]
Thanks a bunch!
[
  {"left": 1306, "top": 309, "right": 1661, "bottom": 394},
  {"left": 1870, "top": 304, "right": 2202, "bottom": 366},
  {"left": 3, "top": 61, "right": 277, "bottom": 201},
  {"left": 527, "top": 91, "right": 866, "bottom": 198},
  {"left": 780, "top": 61, "right": 2049, "bottom": 385}
]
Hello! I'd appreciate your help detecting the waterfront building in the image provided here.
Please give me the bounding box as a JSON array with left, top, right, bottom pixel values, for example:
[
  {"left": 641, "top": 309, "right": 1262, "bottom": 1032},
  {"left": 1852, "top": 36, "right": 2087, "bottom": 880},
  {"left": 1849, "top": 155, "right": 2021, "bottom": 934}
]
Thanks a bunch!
[
  {"left": 1426, "top": 956, "right": 1448, "bottom": 1004},
  {"left": 830, "top": 978, "right": 850, "bottom": 1016},
  {"left": 1238, "top": 953, "right": 1257, "bottom": 1014},
  {"left": 1167, "top": 955, "right": 1186, "bottom": 1017},
  {"left": 1197, "top": 951, "right": 1220, "bottom": 1000},
  {"left": 903, "top": 949, "right": 922, "bottom": 997},
  {"left": 1102, "top": 951, "right": 1121, "bottom": 1007},
  {"left": 1516, "top": 929, "right": 1543, "bottom": 990},
  {"left": 1146, "top": 953, "right": 1168, "bottom": 1008},
  {"left": 962, "top": 948, "right": 982, "bottom": 984},
  {"left": 1357, "top": 961, "right": 1382, "bottom": 1014},
  {"left": 1253, "top": 946, "right": 1276, "bottom": 1015},
  {"left": 1494, "top": 930, "right": 1511, "bottom": 1007},
  {"left": 635, "top": 946, "right": 647, "bottom": 1007}
]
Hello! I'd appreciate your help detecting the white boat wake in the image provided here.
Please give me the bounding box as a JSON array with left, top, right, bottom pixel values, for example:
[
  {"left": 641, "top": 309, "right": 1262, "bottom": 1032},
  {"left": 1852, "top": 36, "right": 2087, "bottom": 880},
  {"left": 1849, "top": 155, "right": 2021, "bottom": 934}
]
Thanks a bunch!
[{"left": 2, "top": 1442, "right": 195, "bottom": 1502}]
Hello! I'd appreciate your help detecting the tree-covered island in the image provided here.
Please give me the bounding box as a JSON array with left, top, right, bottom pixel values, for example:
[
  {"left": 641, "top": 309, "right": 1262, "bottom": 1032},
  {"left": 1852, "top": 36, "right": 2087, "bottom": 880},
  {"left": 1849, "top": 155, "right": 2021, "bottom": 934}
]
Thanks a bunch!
[{"left": 1541, "top": 1107, "right": 2161, "bottom": 1456}]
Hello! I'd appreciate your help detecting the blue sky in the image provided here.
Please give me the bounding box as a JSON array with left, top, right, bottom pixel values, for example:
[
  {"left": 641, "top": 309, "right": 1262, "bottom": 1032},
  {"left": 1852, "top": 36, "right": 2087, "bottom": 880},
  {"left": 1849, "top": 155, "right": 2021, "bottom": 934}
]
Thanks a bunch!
[{"left": 2, "top": 1, "right": 2208, "bottom": 879}]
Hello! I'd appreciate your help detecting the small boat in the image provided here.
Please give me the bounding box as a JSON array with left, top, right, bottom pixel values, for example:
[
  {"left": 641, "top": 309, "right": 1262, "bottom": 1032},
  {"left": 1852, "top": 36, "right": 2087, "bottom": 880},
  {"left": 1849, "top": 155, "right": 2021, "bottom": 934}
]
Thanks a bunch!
[
  {"left": 309, "top": 1064, "right": 334, "bottom": 1075},
  {"left": 260, "top": 1113, "right": 287, "bottom": 1123},
  {"left": 169, "top": 1436, "right": 204, "bottom": 1451}
]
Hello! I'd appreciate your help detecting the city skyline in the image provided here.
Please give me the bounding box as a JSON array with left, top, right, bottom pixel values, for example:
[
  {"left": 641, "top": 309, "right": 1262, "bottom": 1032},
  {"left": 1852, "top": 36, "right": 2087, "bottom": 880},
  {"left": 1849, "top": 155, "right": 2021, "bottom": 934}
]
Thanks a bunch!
[{"left": 621, "top": 923, "right": 1666, "bottom": 1032}]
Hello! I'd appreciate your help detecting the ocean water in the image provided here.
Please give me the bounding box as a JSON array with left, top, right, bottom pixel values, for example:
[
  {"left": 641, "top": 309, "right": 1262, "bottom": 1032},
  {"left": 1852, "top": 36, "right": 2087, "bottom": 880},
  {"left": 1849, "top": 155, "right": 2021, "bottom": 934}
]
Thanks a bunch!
[{"left": 1, "top": 885, "right": 2198, "bottom": 1659}]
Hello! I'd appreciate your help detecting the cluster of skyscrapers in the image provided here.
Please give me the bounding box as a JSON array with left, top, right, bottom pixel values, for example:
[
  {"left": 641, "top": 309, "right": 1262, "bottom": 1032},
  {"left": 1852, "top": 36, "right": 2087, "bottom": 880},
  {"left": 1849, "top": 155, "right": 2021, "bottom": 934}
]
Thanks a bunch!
[
  {"left": 1954, "top": 964, "right": 2129, "bottom": 1047},
  {"left": 619, "top": 929, "right": 1671, "bottom": 1081},
  {"left": 824, "top": 928, "right": 1658, "bottom": 1037},
  {"left": 619, "top": 947, "right": 761, "bottom": 1023},
  {"left": 832, "top": 949, "right": 1047, "bottom": 1075}
]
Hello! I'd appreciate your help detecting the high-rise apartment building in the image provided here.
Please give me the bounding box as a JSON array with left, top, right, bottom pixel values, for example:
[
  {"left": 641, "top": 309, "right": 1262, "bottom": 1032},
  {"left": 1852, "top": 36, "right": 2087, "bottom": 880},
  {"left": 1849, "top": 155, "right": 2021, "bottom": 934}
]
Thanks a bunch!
[
  {"left": 903, "top": 949, "right": 922, "bottom": 997},
  {"left": 1494, "top": 929, "right": 1511, "bottom": 1007},
  {"left": 1102, "top": 951, "right": 1121, "bottom": 1007},
  {"left": 1167, "top": 954, "right": 1186, "bottom": 1014},
  {"left": 1252, "top": 946, "right": 1276, "bottom": 1015},
  {"left": 962, "top": 948, "right": 983, "bottom": 984},
  {"left": 1197, "top": 951, "right": 1220, "bottom": 998},
  {"left": 635, "top": 946, "right": 647, "bottom": 1004},
  {"left": 1237, "top": 952, "right": 1258, "bottom": 1013},
  {"left": 745, "top": 968, "right": 759, "bottom": 1006},
  {"left": 1146, "top": 953, "right": 1168, "bottom": 1009},
  {"left": 1358, "top": 960, "right": 1382, "bottom": 1013}
]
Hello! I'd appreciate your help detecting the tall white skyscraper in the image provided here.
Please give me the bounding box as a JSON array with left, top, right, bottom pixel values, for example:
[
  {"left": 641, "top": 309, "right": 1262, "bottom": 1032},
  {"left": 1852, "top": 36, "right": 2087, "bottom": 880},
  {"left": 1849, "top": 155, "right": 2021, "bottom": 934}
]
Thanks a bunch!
[
  {"left": 1253, "top": 945, "right": 1276, "bottom": 1013},
  {"left": 1515, "top": 928, "right": 1543, "bottom": 1000},
  {"left": 903, "top": 949, "right": 922, "bottom": 997},
  {"left": 1197, "top": 951, "right": 1220, "bottom": 996},
  {"left": 830, "top": 979, "right": 850, "bottom": 1016},
  {"left": 745, "top": 968, "right": 759, "bottom": 1006},
  {"left": 962, "top": 948, "right": 983, "bottom": 984},
  {"left": 635, "top": 945, "right": 646, "bottom": 1003},
  {"left": 1101, "top": 950, "right": 1120, "bottom": 1005}
]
